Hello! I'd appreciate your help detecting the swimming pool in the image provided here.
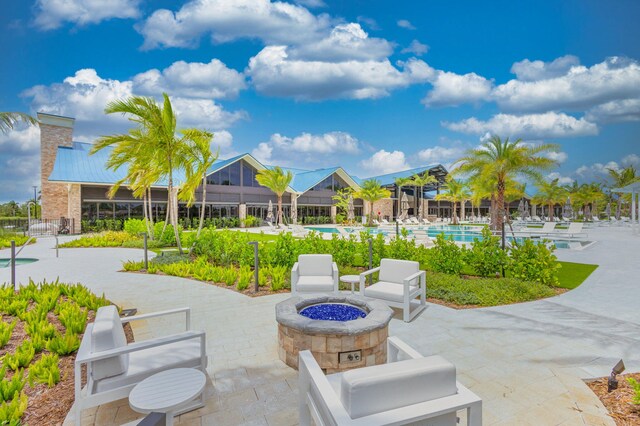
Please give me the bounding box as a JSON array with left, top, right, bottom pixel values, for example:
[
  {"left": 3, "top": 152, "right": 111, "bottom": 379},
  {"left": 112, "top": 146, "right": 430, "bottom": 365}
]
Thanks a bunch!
[{"left": 0, "top": 258, "right": 39, "bottom": 268}]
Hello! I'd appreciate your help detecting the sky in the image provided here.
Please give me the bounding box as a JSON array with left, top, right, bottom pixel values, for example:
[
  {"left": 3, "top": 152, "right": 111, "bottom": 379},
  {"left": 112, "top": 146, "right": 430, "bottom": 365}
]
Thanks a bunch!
[{"left": 1, "top": 0, "right": 639, "bottom": 202}]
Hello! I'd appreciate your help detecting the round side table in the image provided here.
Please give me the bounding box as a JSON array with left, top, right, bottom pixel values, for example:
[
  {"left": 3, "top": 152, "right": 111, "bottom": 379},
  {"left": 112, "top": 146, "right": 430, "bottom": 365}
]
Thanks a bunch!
[
  {"left": 129, "top": 368, "right": 206, "bottom": 426},
  {"left": 340, "top": 274, "right": 360, "bottom": 294}
]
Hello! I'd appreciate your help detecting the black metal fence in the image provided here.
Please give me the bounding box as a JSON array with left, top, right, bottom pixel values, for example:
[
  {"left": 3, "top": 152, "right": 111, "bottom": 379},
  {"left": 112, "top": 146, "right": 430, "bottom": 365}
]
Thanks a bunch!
[{"left": 0, "top": 218, "right": 76, "bottom": 236}]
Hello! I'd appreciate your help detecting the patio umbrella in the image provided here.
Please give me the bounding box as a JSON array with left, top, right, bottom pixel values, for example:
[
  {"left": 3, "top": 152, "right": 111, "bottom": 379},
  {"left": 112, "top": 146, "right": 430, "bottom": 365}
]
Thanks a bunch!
[
  {"left": 417, "top": 204, "right": 423, "bottom": 220},
  {"left": 266, "top": 200, "right": 275, "bottom": 224},
  {"left": 291, "top": 195, "right": 298, "bottom": 224},
  {"left": 346, "top": 195, "right": 355, "bottom": 223},
  {"left": 517, "top": 199, "right": 525, "bottom": 218},
  {"left": 531, "top": 203, "right": 536, "bottom": 218},
  {"left": 523, "top": 200, "right": 530, "bottom": 219},
  {"left": 399, "top": 192, "right": 409, "bottom": 220},
  {"left": 605, "top": 202, "right": 611, "bottom": 220},
  {"left": 562, "top": 197, "right": 573, "bottom": 220}
]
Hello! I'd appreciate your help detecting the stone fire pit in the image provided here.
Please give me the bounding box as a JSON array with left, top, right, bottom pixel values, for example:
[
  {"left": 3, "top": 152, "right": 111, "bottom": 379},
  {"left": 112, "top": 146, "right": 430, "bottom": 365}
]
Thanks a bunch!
[{"left": 276, "top": 295, "right": 394, "bottom": 373}]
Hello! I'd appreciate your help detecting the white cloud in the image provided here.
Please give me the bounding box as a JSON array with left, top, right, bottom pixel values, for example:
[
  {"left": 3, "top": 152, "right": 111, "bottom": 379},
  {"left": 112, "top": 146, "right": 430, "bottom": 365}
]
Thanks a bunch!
[
  {"left": 575, "top": 161, "right": 620, "bottom": 181},
  {"left": 622, "top": 154, "right": 640, "bottom": 166},
  {"left": 295, "top": 0, "right": 326, "bottom": 7},
  {"left": 33, "top": 0, "right": 140, "bottom": 30},
  {"left": 0, "top": 126, "right": 41, "bottom": 202},
  {"left": 252, "top": 131, "right": 361, "bottom": 166},
  {"left": 585, "top": 98, "right": 640, "bottom": 123},
  {"left": 494, "top": 57, "right": 640, "bottom": 112},
  {"left": 401, "top": 40, "right": 429, "bottom": 56},
  {"left": 356, "top": 16, "right": 379, "bottom": 31},
  {"left": 133, "top": 59, "right": 246, "bottom": 99},
  {"left": 544, "top": 151, "right": 568, "bottom": 163},
  {"left": 443, "top": 112, "right": 598, "bottom": 139},
  {"left": 547, "top": 172, "right": 574, "bottom": 185},
  {"left": 510, "top": 55, "right": 580, "bottom": 81},
  {"left": 247, "top": 46, "right": 434, "bottom": 100},
  {"left": 422, "top": 71, "right": 493, "bottom": 107},
  {"left": 137, "top": 0, "right": 331, "bottom": 49},
  {"left": 289, "top": 23, "right": 393, "bottom": 62},
  {"left": 360, "top": 150, "right": 410, "bottom": 175},
  {"left": 397, "top": 19, "right": 416, "bottom": 30},
  {"left": 417, "top": 146, "right": 465, "bottom": 164}
]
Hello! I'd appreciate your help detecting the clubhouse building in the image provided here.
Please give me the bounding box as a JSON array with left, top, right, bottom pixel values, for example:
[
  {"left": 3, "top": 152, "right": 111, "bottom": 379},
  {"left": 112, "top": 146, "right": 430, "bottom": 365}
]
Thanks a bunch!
[{"left": 38, "top": 112, "right": 459, "bottom": 233}]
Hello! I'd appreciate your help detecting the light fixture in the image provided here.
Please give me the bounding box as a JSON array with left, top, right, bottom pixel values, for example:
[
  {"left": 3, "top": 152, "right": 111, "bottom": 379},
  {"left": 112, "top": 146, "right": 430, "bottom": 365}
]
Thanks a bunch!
[{"left": 607, "top": 359, "right": 625, "bottom": 392}]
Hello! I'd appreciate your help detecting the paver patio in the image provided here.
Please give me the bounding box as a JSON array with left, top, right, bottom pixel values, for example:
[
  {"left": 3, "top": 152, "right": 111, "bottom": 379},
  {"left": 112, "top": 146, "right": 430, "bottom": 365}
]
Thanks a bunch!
[{"left": 1, "top": 226, "right": 638, "bottom": 425}]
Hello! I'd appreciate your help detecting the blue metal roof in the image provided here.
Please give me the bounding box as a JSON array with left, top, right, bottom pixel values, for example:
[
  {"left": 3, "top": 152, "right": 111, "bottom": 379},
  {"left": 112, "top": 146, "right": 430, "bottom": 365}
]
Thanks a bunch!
[
  {"left": 289, "top": 167, "right": 340, "bottom": 193},
  {"left": 359, "top": 164, "right": 445, "bottom": 186}
]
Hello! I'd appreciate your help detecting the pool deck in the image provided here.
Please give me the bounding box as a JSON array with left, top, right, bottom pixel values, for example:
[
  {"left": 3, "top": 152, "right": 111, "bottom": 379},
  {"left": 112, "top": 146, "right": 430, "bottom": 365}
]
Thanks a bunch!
[{"left": 1, "top": 226, "right": 638, "bottom": 425}]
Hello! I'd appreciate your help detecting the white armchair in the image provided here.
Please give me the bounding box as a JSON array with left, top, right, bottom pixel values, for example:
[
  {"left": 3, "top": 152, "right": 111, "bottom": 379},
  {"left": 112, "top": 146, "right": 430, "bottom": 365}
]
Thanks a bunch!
[
  {"left": 299, "top": 336, "right": 482, "bottom": 426},
  {"left": 291, "top": 254, "right": 339, "bottom": 295},
  {"left": 360, "top": 258, "right": 426, "bottom": 322},
  {"left": 73, "top": 305, "right": 207, "bottom": 426}
]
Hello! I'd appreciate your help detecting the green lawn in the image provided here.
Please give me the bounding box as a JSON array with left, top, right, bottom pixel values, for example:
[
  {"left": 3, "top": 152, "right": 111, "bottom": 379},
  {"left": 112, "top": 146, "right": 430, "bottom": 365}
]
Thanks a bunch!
[{"left": 556, "top": 261, "right": 598, "bottom": 289}]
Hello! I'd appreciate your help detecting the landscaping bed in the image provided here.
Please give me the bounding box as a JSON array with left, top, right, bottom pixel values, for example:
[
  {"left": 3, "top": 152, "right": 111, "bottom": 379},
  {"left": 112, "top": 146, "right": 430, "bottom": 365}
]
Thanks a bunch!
[
  {"left": 0, "top": 280, "right": 124, "bottom": 426},
  {"left": 587, "top": 372, "right": 640, "bottom": 425}
]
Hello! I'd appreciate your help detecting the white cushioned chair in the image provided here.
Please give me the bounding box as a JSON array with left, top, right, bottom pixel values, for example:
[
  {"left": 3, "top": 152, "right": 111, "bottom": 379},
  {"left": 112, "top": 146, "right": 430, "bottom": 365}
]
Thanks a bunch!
[
  {"left": 299, "top": 336, "right": 482, "bottom": 426},
  {"left": 360, "top": 258, "right": 426, "bottom": 322},
  {"left": 73, "top": 306, "right": 207, "bottom": 426},
  {"left": 291, "top": 254, "right": 339, "bottom": 295}
]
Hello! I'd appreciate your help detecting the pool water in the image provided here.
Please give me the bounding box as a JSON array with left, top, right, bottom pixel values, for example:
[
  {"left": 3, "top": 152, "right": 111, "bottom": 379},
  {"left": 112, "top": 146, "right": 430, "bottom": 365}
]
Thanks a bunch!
[
  {"left": 305, "top": 226, "right": 341, "bottom": 234},
  {"left": 0, "top": 258, "right": 39, "bottom": 268},
  {"left": 299, "top": 303, "right": 367, "bottom": 321}
]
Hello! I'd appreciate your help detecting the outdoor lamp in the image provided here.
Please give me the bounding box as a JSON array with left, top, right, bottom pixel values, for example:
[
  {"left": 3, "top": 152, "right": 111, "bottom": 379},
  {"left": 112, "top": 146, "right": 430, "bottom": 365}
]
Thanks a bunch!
[{"left": 607, "top": 359, "right": 625, "bottom": 392}]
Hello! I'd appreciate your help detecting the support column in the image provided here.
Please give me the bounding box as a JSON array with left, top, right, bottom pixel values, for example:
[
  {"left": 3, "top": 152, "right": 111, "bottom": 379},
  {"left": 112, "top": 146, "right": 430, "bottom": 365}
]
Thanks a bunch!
[
  {"left": 239, "top": 203, "right": 247, "bottom": 228},
  {"left": 631, "top": 191, "right": 636, "bottom": 223},
  {"left": 291, "top": 194, "right": 298, "bottom": 225},
  {"left": 67, "top": 184, "right": 82, "bottom": 234},
  {"left": 330, "top": 205, "right": 337, "bottom": 224}
]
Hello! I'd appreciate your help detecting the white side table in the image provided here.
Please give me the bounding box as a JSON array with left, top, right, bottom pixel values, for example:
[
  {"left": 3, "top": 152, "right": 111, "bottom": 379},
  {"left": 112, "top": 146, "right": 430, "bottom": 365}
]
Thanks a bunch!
[
  {"left": 129, "top": 368, "right": 206, "bottom": 426},
  {"left": 340, "top": 274, "right": 360, "bottom": 294}
]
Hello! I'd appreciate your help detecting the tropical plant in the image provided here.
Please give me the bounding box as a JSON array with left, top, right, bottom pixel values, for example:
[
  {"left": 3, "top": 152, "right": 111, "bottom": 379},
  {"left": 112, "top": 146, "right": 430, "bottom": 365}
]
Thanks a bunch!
[
  {"left": 28, "top": 354, "right": 60, "bottom": 387},
  {"left": 607, "top": 165, "right": 638, "bottom": 219},
  {"left": 533, "top": 179, "right": 567, "bottom": 221},
  {"left": 508, "top": 239, "right": 561, "bottom": 285},
  {"left": 429, "top": 234, "right": 465, "bottom": 275},
  {"left": 331, "top": 188, "right": 355, "bottom": 223},
  {"left": 410, "top": 173, "right": 438, "bottom": 219},
  {"left": 3, "top": 341, "right": 35, "bottom": 370},
  {"left": 355, "top": 179, "right": 391, "bottom": 226},
  {"left": 627, "top": 377, "right": 640, "bottom": 405},
  {"left": 435, "top": 177, "right": 470, "bottom": 225},
  {"left": 56, "top": 302, "right": 88, "bottom": 334},
  {"left": 0, "top": 368, "right": 25, "bottom": 402},
  {"left": 237, "top": 266, "right": 253, "bottom": 291},
  {"left": 255, "top": 167, "right": 293, "bottom": 227},
  {"left": 465, "top": 227, "right": 509, "bottom": 277},
  {"left": 0, "top": 112, "right": 37, "bottom": 134},
  {"left": 0, "top": 391, "right": 27, "bottom": 426},
  {"left": 46, "top": 332, "right": 80, "bottom": 356},
  {"left": 179, "top": 129, "right": 218, "bottom": 238},
  {"left": 454, "top": 136, "right": 558, "bottom": 229},
  {"left": 0, "top": 321, "right": 16, "bottom": 349}
]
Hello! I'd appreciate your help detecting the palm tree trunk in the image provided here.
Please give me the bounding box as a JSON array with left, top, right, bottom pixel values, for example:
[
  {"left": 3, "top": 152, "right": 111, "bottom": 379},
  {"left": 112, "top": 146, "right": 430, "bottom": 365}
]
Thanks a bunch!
[
  {"left": 162, "top": 195, "right": 170, "bottom": 234},
  {"left": 147, "top": 187, "right": 154, "bottom": 239},
  {"left": 277, "top": 195, "right": 283, "bottom": 227},
  {"left": 548, "top": 203, "right": 553, "bottom": 221},
  {"left": 616, "top": 198, "right": 622, "bottom": 220},
  {"left": 496, "top": 179, "right": 505, "bottom": 230},
  {"left": 168, "top": 167, "right": 183, "bottom": 253},
  {"left": 396, "top": 186, "right": 401, "bottom": 221},
  {"left": 490, "top": 194, "right": 497, "bottom": 230},
  {"left": 369, "top": 201, "right": 374, "bottom": 226},
  {"left": 453, "top": 201, "right": 458, "bottom": 225},
  {"left": 197, "top": 173, "right": 207, "bottom": 238}
]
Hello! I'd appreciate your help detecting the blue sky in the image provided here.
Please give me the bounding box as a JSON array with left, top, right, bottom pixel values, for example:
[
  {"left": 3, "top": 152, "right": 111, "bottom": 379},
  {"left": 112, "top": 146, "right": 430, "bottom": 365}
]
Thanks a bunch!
[{"left": 1, "top": 0, "right": 639, "bottom": 202}]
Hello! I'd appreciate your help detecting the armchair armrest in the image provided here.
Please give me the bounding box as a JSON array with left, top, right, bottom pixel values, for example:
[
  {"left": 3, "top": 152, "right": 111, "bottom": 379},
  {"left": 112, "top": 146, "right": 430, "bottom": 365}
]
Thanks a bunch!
[
  {"left": 76, "top": 330, "right": 205, "bottom": 365},
  {"left": 403, "top": 270, "right": 426, "bottom": 287},
  {"left": 120, "top": 307, "right": 191, "bottom": 331},
  {"left": 359, "top": 267, "right": 380, "bottom": 294}
]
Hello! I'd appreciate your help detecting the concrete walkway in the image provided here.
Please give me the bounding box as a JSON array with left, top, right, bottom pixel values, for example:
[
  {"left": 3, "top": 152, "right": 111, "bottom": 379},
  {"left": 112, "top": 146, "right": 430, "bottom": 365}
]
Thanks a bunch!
[{"left": 1, "top": 226, "right": 638, "bottom": 425}]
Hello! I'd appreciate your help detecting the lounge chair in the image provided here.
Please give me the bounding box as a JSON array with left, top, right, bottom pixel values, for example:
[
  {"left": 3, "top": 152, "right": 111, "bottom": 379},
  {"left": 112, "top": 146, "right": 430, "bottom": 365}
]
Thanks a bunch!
[
  {"left": 381, "top": 218, "right": 390, "bottom": 225},
  {"left": 553, "top": 222, "right": 588, "bottom": 238},
  {"left": 291, "top": 254, "right": 339, "bottom": 295},
  {"left": 408, "top": 217, "right": 420, "bottom": 225},
  {"left": 74, "top": 306, "right": 207, "bottom": 426},
  {"left": 373, "top": 219, "right": 381, "bottom": 225},
  {"left": 299, "top": 336, "right": 482, "bottom": 426},
  {"left": 420, "top": 217, "right": 431, "bottom": 225},
  {"left": 289, "top": 224, "right": 309, "bottom": 236},
  {"left": 360, "top": 258, "right": 426, "bottom": 322}
]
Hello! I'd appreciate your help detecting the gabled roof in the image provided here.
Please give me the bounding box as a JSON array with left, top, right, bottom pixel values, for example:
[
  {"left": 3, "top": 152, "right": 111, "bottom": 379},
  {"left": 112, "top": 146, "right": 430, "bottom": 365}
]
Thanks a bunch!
[
  {"left": 264, "top": 165, "right": 361, "bottom": 194},
  {"left": 356, "top": 164, "right": 448, "bottom": 186}
]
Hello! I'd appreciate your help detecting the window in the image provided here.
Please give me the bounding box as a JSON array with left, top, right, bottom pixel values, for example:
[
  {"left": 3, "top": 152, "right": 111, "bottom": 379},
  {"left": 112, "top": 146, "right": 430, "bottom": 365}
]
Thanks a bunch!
[
  {"left": 115, "top": 203, "right": 129, "bottom": 219},
  {"left": 98, "top": 202, "right": 114, "bottom": 219},
  {"left": 228, "top": 161, "right": 241, "bottom": 186},
  {"left": 81, "top": 203, "right": 97, "bottom": 220},
  {"left": 242, "top": 160, "right": 260, "bottom": 187},
  {"left": 129, "top": 203, "right": 143, "bottom": 218}
]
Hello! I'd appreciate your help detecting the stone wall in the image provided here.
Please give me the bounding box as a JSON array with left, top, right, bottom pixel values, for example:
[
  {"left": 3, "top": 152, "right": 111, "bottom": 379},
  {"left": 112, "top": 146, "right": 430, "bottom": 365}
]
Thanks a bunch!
[
  {"left": 38, "top": 113, "right": 79, "bottom": 231},
  {"left": 372, "top": 198, "right": 394, "bottom": 221}
]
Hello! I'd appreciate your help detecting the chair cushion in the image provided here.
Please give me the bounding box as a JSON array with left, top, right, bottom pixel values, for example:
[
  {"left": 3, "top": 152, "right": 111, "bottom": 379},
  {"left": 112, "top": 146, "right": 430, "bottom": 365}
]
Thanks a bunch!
[
  {"left": 298, "top": 254, "right": 333, "bottom": 277},
  {"left": 364, "top": 281, "right": 418, "bottom": 303},
  {"left": 379, "top": 259, "right": 419, "bottom": 284},
  {"left": 296, "top": 276, "right": 334, "bottom": 292},
  {"left": 95, "top": 339, "right": 204, "bottom": 393},
  {"left": 340, "top": 356, "right": 457, "bottom": 419},
  {"left": 91, "top": 305, "right": 129, "bottom": 381}
]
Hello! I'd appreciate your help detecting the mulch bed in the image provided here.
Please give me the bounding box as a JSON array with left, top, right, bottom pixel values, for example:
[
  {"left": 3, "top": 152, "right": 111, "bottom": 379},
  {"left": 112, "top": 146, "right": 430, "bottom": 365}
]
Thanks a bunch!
[
  {"left": 586, "top": 372, "right": 640, "bottom": 425},
  {"left": 1, "top": 308, "right": 134, "bottom": 426}
]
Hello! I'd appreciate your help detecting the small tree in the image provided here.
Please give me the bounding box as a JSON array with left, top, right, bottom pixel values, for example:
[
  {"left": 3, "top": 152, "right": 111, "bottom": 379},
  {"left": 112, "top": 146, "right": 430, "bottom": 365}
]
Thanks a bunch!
[
  {"left": 355, "top": 179, "right": 391, "bottom": 226},
  {"left": 0, "top": 112, "right": 37, "bottom": 134},
  {"left": 410, "top": 173, "right": 437, "bottom": 218},
  {"left": 255, "top": 167, "right": 293, "bottom": 227},
  {"left": 394, "top": 177, "right": 413, "bottom": 220},
  {"left": 533, "top": 178, "right": 567, "bottom": 221},
  {"left": 331, "top": 188, "right": 354, "bottom": 224},
  {"left": 435, "top": 177, "right": 469, "bottom": 225}
]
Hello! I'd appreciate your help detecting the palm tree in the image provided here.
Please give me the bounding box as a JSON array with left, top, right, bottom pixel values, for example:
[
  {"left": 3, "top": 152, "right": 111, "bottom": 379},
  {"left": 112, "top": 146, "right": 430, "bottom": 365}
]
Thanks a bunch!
[
  {"left": 93, "top": 93, "right": 191, "bottom": 253},
  {"left": 533, "top": 179, "right": 567, "bottom": 221},
  {"left": 453, "top": 136, "right": 559, "bottom": 230},
  {"left": 0, "top": 112, "right": 37, "bottom": 134},
  {"left": 410, "top": 173, "right": 437, "bottom": 219},
  {"left": 607, "top": 166, "right": 638, "bottom": 219},
  {"left": 435, "top": 177, "right": 469, "bottom": 225},
  {"left": 393, "top": 177, "right": 413, "bottom": 221},
  {"left": 255, "top": 167, "right": 293, "bottom": 227},
  {"left": 468, "top": 175, "right": 493, "bottom": 219},
  {"left": 179, "top": 129, "right": 217, "bottom": 238},
  {"left": 356, "top": 179, "right": 391, "bottom": 226}
]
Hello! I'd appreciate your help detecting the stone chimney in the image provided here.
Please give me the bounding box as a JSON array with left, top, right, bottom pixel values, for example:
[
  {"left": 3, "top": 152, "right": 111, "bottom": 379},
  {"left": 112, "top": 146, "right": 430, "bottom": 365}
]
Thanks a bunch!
[{"left": 37, "top": 112, "right": 79, "bottom": 230}]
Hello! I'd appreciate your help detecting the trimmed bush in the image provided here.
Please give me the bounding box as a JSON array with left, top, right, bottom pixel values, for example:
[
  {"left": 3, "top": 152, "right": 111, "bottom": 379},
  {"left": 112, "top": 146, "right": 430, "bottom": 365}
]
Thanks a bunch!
[
  {"left": 508, "top": 239, "right": 561, "bottom": 286},
  {"left": 464, "top": 226, "right": 509, "bottom": 277},
  {"left": 429, "top": 234, "right": 464, "bottom": 275}
]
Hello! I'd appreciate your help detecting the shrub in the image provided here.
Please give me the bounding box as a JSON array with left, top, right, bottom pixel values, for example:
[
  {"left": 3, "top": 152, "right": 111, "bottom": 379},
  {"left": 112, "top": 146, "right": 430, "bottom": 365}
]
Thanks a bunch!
[
  {"left": 237, "top": 266, "right": 253, "bottom": 291},
  {"left": 627, "top": 377, "right": 640, "bottom": 405},
  {"left": 464, "top": 226, "right": 509, "bottom": 277},
  {"left": 46, "top": 332, "right": 80, "bottom": 356},
  {"left": 24, "top": 320, "right": 55, "bottom": 339},
  {"left": 3, "top": 341, "right": 35, "bottom": 370},
  {"left": 59, "top": 231, "right": 136, "bottom": 248},
  {"left": 269, "top": 266, "right": 288, "bottom": 291},
  {"left": 150, "top": 253, "right": 190, "bottom": 265},
  {"left": 28, "top": 354, "right": 60, "bottom": 387},
  {"left": 241, "top": 215, "right": 261, "bottom": 228},
  {"left": 123, "top": 218, "right": 147, "bottom": 235},
  {"left": 56, "top": 302, "right": 88, "bottom": 334},
  {"left": 429, "top": 234, "right": 464, "bottom": 275},
  {"left": 222, "top": 267, "right": 238, "bottom": 287},
  {"left": 0, "top": 368, "right": 25, "bottom": 402},
  {"left": 0, "top": 392, "right": 27, "bottom": 426},
  {"left": 153, "top": 221, "right": 178, "bottom": 246},
  {"left": 508, "top": 239, "right": 561, "bottom": 285},
  {"left": 123, "top": 260, "right": 144, "bottom": 271},
  {"left": 193, "top": 229, "right": 254, "bottom": 267},
  {"left": 0, "top": 321, "right": 16, "bottom": 349}
]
